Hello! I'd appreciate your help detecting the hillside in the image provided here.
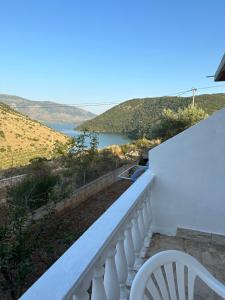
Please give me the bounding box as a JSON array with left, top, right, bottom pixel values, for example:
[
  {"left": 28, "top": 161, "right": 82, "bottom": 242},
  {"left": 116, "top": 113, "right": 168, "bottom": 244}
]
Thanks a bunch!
[
  {"left": 78, "top": 93, "right": 225, "bottom": 138},
  {"left": 0, "top": 102, "right": 70, "bottom": 169},
  {"left": 0, "top": 94, "right": 96, "bottom": 126}
]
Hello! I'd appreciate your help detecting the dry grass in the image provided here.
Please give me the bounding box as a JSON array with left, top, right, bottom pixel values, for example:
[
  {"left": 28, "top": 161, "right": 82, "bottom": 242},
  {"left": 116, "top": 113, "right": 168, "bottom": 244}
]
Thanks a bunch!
[{"left": 0, "top": 105, "right": 70, "bottom": 169}]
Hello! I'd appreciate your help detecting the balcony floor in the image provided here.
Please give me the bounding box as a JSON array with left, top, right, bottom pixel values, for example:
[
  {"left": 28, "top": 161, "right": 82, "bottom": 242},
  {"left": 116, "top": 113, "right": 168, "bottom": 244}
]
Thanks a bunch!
[{"left": 145, "top": 231, "right": 225, "bottom": 300}]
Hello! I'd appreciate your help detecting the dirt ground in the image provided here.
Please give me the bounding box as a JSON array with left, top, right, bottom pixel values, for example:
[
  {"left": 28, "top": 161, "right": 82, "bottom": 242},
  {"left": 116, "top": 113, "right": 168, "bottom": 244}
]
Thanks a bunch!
[{"left": 19, "top": 179, "right": 132, "bottom": 298}]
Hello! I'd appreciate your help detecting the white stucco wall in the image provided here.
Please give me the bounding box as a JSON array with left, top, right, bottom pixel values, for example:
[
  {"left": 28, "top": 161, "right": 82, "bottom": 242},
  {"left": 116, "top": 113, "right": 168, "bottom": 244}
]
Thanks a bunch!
[{"left": 149, "top": 107, "right": 225, "bottom": 236}]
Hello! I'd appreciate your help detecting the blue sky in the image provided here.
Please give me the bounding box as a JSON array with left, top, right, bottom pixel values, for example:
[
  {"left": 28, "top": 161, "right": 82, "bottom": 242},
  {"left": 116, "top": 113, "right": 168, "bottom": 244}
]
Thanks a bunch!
[{"left": 0, "top": 0, "right": 225, "bottom": 114}]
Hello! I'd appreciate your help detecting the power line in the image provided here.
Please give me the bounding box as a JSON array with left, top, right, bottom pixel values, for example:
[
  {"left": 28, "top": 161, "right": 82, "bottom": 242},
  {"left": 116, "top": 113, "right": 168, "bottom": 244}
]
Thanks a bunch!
[
  {"left": 165, "top": 88, "right": 192, "bottom": 96},
  {"left": 1, "top": 84, "right": 225, "bottom": 109},
  {"left": 196, "top": 84, "right": 225, "bottom": 90},
  {"left": 166, "top": 84, "right": 225, "bottom": 96},
  {"left": 7, "top": 102, "right": 121, "bottom": 109}
]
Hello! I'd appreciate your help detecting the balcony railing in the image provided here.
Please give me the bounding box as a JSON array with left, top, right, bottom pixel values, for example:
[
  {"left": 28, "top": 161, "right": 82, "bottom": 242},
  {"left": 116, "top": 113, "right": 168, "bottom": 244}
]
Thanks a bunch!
[{"left": 20, "top": 169, "right": 154, "bottom": 300}]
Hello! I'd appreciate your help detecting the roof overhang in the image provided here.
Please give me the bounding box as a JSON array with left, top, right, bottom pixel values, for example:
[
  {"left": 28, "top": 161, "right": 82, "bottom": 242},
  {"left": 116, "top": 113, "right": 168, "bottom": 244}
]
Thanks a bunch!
[{"left": 215, "top": 54, "right": 225, "bottom": 81}]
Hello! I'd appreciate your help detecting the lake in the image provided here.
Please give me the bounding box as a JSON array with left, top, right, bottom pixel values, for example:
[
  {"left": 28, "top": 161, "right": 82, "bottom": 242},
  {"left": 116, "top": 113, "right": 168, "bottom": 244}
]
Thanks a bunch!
[{"left": 49, "top": 123, "right": 132, "bottom": 148}]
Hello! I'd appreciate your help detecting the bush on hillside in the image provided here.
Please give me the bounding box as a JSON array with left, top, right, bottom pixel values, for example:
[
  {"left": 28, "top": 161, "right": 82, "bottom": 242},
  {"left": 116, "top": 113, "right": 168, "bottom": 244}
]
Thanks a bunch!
[
  {"left": 0, "top": 190, "right": 55, "bottom": 299},
  {"left": 7, "top": 159, "right": 59, "bottom": 211},
  {"left": 150, "top": 105, "right": 208, "bottom": 141},
  {"left": 0, "top": 130, "right": 5, "bottom": 139},
  {"left": 132, "top": 138, "right": 161, "bottom": 149},
  {"left": 8, "top": 174, "right": 59, "bottom": 210}
]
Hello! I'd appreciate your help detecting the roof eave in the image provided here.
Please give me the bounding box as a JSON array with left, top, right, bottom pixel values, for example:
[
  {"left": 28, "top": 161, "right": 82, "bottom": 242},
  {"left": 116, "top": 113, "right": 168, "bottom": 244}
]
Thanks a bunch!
[{"left": 215, "top": 54, "right": 225, "bottom": 81}]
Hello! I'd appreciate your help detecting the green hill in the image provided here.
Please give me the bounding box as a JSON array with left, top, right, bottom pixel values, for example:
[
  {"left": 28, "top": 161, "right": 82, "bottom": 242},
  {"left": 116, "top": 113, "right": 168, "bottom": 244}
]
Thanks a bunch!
[
  {"left": 0, "top": 102, "right": 70, "bottom": 170},
  {"left": 0, "top": 94, "right": 96, "bottom": 126},
  {"left": 78, "top": 93, "right": 225, "bottom": 138}
]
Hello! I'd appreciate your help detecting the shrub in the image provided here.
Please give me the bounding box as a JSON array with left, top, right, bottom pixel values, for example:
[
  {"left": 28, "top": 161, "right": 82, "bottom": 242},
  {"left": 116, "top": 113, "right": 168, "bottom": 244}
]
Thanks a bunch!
[
  {"left": 7, "top": 159, "right": 59, "bottom": 211},
  {"left": 0, "top": 198, "right": 54, "bottom": 299},
  {"left": 0, "top": 204, "right": 34, "bottom": 299},
  {"left": 8, "top": 173, "right": 59, "bottom": 210},
  {"left": 151, "top": 105, "right": 208, "bottom": 141},
  {"left": 106, "top": 144, "right": 123, "bottom": 156},
  {"left": 0, "top": 130, "right": 5, "bottom": 139}
]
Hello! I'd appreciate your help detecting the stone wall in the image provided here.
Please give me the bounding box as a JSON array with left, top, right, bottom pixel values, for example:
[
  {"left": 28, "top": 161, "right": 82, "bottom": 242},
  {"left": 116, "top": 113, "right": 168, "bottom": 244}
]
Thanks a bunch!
[
  {"left": 0, "top": 174, "right": 27, "bottom": 189},
  {"left": 32, "top": 162, "right": 137, "bottom": 220},
  {"left": 0, "top": 174, "right": 27, "bottom": 204}
]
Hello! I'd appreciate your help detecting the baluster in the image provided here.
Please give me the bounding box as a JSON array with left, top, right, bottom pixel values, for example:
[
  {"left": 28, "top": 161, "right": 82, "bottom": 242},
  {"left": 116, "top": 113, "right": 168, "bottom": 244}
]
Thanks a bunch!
[
  {"left": 146, "top": 188, "right": 153, "bottom": 240},
  {"left": 142, "top": 196, "right": 149, "bottom": 230},
  {"left": 137, "top": 204, "right": 145, "bottom": 243},
  {"left": 140, "top": 200, "right": 151, "bottom": 258},
  {"left": 104, "top": 246, "right": 120, "bottom": 300},
  {"left": 124, "top": 221, "right": 136, "bottom": 286},
  {"left": 132, "top": 211, "right": 143, "bottom": 270},
  {"left": 73, "top": 291, "right": 89, "bottom": 300},
  {"left": 143, "top": 197, "right": 152, "bottom": 243},
  {"left": 91, "top": 265, "right": 107, "bottom": 300},
  {"left": 73, "top": 277, "right": 92, "bottom": 300},
  {"left": 147, "top": 192, "right": 152, "bottom": 222},
  {"left": 115, "top": 233, "right": 128, "bottom": 300}
]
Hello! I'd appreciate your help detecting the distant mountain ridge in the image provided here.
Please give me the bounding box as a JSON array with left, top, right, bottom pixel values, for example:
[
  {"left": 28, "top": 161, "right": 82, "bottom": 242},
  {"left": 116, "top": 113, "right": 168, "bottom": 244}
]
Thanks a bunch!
[
  {"left": 78, "top": 93, "right": 225, "bottom": 139},
  {"left": 0, "top": 94, "right": 96, "bottom": 126}
]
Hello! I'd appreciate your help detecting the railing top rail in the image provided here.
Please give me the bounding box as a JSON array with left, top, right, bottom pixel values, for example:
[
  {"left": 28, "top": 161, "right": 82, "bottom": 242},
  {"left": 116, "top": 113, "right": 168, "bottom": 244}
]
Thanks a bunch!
[{"left": 20, "top": 170, "right": 154, "bottom": 300}]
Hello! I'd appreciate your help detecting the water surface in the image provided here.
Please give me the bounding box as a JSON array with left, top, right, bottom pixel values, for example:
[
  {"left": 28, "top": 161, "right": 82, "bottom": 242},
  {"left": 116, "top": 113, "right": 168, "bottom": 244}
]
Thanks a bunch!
[{"left": 49, "top": 123, "right": 132, "bottom": 148}]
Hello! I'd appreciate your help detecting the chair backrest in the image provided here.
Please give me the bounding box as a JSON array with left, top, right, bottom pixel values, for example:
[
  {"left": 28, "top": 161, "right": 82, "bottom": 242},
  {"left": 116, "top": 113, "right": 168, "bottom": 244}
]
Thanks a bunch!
[{"left": 130, "top": 250, "right": 225, "bottom": 300}]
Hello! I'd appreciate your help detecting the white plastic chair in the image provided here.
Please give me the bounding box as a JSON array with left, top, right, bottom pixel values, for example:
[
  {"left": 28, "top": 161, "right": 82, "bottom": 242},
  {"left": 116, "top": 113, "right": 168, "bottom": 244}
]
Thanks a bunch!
[{"left": 130, "top": 250, "right": 225, "bottom": 300}]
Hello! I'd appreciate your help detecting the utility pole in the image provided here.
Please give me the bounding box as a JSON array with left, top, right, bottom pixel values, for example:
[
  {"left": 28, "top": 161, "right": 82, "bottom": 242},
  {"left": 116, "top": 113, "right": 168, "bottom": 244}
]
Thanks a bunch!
[{"left": 192, "top": 88, "right": 197, "bottom": 106}]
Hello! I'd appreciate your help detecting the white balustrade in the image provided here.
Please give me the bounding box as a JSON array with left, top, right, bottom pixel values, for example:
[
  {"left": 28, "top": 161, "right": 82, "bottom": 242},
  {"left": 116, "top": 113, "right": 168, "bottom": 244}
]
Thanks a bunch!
[
  {"left": 142, "top": 194, "right": 153, "bottom": 255},
  {"left": 140, "top": 203, "right": 149, "bottom": 258},
  {"left": 132, "top": 211, "right": 143, "bottom": 270},
  {"left": 115, "top": 233, "right": 128, "bottom": 299},
  {"left": 138, "top": 204, "right": 146, "bottom": 242},
  {"left": 124, "top": 222, "right": 135, "bottom": 286},
  {"left": 142, "top": 198, "right": 149, "bottom": 230},
  {"left": 146, "top": 187, "right": 153, "bottom": 240},
  {"left": 104, "top": 246, "right": 120, "bottom": 300},
  {"left": 91, "top": 265, "right": 107, "bottom": 300},
  {"left": 72, "top": 275, "right": 92, "bottom": 300},
  {"left": 73, "top": 291, "right": 89, "bottom": 300},
  {"left": 20, "top": 170, "right": 154, "bottom": 300}
]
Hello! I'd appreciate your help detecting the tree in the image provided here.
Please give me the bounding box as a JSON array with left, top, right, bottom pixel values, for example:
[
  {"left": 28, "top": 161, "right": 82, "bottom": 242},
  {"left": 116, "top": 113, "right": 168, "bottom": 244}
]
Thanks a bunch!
[
  {"left": 66, "top": 130, "right": 99, "bottom": 185},
  {"left": 88, "top": 132, "right": 99, "bottom": 160},
  {"left": 52, "top": 140, "right": 72, "bottom": 158},
  {"left": 151, "top": 105, "right": 208, "bottom": 141}
]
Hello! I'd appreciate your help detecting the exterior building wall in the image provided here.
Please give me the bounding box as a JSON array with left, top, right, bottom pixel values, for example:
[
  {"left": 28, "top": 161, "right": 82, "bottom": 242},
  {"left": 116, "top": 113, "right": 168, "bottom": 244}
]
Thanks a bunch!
[{"left": 149, "top": 107, "right": 225, "bottom": 236}]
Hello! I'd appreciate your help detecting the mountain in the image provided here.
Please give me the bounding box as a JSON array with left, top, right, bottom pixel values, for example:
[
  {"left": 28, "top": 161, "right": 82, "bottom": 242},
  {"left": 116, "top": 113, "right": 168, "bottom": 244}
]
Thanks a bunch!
[
  {"left": 0, "top": 102, "right": 70, "bottom": 170},
  {"left": 78, "top": 93, "right": 225, "bottom": 138},
  {"left": 0, "top": 94, "right": 96, "bottom": 126}
]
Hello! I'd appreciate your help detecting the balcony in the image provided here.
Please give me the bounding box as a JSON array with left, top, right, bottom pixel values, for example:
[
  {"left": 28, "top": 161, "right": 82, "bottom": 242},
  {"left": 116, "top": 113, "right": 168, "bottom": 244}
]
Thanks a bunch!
[
  {"left": 20, "top": 167, "right": 154, "bottom": 300},
  {"left": 20, "top": 107, "right": 225, "bottom": 300}
]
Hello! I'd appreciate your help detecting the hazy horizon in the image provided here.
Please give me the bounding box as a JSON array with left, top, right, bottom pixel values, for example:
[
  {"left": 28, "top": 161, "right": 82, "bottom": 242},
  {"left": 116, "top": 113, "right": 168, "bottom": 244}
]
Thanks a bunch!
[
  {"left": 0, "top": 1, "right": 225, "bottom": 114},
  {"left": 2, "top": 90, "right": 225, "bottom": 116}
]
